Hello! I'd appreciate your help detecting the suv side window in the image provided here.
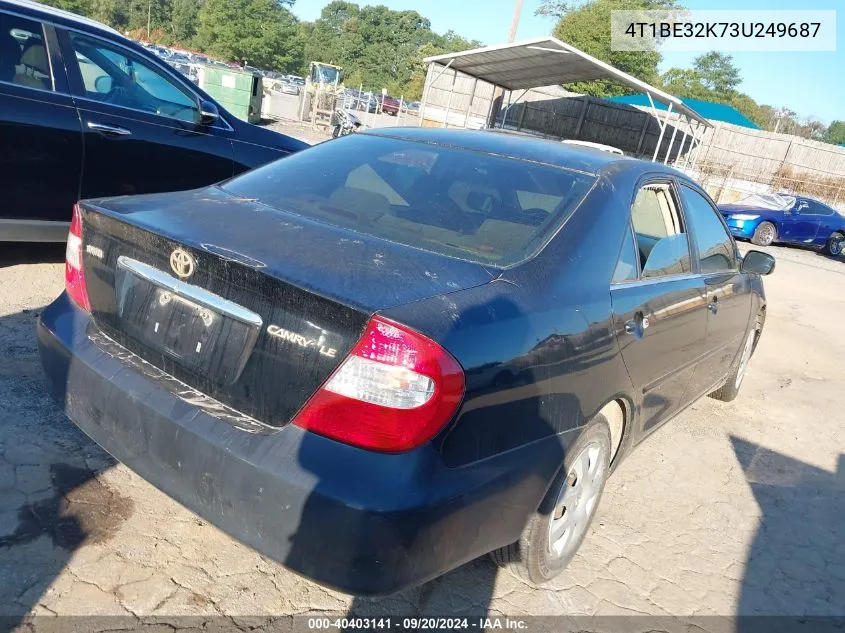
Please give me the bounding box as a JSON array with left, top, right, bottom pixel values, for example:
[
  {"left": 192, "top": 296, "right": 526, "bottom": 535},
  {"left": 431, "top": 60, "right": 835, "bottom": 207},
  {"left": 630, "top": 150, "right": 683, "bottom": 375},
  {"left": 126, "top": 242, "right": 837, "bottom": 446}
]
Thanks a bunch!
[
  {"left": 0, "top": 12, "right": 53, "bottom": 91},
  {"left": 680, "top": 185, "right": 736, "bottom": 273},
  {"left": 68, "top": 32, "right": 199, "bottom": 123},
  {"left": 630, "top": 184, "right": 691, "bottom": 279}
]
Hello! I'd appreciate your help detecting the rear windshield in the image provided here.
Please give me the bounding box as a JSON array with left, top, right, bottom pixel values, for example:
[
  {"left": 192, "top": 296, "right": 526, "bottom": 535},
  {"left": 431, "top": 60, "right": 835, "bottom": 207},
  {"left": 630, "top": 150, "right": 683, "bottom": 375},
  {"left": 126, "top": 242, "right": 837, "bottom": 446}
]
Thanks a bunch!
[{"left": 222, "top": 134, "right": 597, "bottom": 266}]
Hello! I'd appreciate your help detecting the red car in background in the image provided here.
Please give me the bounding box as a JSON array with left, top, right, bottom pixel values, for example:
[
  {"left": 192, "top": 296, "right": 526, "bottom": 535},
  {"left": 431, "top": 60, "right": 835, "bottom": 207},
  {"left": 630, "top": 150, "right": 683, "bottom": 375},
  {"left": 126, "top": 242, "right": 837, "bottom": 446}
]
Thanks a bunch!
[{"left": 379, "top": 95, "right": 400, "bottom": 116}]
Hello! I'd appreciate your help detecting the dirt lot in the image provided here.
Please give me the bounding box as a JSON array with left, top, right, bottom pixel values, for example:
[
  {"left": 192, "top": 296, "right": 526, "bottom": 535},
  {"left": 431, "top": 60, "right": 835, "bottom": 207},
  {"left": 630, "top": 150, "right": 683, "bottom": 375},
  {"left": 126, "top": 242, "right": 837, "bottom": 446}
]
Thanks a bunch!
[
  {"left": 0, "top": 233, "right": 843, "bottom": 626},
  {"left": 263, "top": 91, "right": 420, "bottom": 136}
]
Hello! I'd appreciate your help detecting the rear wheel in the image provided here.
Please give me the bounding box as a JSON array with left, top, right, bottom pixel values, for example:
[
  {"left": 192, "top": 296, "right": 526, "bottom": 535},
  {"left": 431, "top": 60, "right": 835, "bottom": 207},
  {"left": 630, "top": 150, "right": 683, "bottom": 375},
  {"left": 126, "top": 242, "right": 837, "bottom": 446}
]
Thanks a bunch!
[
  {"left": 491, "top": 418, "right": 611, "bottom": 584},
  {"left": 824, "top": 232, "right": 844, "bottom": 256},
  {"left": 710, "top": 313, "right": 762, "bottom": 402},
  {"left": 751, "top": 221, "right": 777, "bottom": 247}
]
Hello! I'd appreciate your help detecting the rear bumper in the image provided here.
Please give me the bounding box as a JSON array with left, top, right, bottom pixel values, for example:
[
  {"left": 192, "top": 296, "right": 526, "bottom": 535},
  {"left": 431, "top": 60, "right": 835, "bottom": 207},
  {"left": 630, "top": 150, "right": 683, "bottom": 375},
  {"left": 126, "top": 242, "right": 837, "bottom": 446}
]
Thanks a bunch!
[{"left": 37, "top": 293, "right": 561, "bottom": 595}]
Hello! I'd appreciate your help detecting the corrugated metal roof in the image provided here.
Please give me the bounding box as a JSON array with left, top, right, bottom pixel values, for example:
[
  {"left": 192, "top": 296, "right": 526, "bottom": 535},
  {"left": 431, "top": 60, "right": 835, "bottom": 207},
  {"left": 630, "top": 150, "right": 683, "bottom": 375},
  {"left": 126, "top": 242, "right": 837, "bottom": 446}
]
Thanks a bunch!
[
  {"left": 608, "top": 95, "right": 760, "bottom": 129},
  {"left": 424, "top": 37, "right": 711, "bottom": 127}
]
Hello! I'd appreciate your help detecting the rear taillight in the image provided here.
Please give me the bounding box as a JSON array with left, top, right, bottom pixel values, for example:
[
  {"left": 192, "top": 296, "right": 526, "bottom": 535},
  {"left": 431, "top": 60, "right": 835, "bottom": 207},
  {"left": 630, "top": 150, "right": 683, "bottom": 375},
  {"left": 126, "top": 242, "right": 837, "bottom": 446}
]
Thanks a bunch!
[
  {"left": 293, "top": 316, "right": 465, "bottom": 452},
  {"left": 65, "top": 204, "right": 91, "bottom": 311}
]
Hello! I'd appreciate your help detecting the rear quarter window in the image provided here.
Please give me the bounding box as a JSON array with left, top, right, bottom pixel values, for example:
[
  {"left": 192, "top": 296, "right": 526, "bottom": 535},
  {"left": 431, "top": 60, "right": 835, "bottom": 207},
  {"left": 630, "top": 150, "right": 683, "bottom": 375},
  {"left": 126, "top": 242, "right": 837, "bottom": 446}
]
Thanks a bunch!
[{"left": 222, "top": 135, "right": 596, "bottom": 266}]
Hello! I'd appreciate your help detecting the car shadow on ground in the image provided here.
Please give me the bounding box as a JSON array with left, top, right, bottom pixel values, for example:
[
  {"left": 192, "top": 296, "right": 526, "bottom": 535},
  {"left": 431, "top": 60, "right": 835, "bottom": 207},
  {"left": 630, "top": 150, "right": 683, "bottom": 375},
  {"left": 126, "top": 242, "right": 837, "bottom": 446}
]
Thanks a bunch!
[
  {"left": 731, "top": 435, "right": 845, "bottom": 622},
  {"left": 0, "top": 305, "right": 123, "bottom": 624},
  {"left": 0, "top": 243, "right": 65, "bottom": 269},
  {"left": 814, "top": 250, "right": 845, "bottom": 264}
]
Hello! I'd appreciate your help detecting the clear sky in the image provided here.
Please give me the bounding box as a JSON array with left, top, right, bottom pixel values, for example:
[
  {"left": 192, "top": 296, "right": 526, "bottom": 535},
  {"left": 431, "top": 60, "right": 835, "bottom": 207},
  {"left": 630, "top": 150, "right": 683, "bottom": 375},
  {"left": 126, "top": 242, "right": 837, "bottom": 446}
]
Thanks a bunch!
[{"left": 291, "top": 0, "right": 842, "bottom": 124}]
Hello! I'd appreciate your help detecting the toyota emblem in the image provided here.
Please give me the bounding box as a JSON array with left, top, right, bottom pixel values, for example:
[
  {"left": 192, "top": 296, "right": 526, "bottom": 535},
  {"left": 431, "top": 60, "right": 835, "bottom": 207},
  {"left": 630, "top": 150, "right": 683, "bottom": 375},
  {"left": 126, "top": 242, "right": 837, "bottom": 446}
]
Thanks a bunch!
[{"left": 170, "top": 248, "right": 195, "bottom": 279}]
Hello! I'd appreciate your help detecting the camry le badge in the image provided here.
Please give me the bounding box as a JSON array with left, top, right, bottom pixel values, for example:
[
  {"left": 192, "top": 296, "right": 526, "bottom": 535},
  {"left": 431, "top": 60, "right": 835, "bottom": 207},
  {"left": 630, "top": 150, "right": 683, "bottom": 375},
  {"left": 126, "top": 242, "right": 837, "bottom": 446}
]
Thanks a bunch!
[
  {"left": 267, "top": 325, "right": 337, "bottom": 358},
  {"left": 170, "top": 248, "right": 195, "bottom": 279}
]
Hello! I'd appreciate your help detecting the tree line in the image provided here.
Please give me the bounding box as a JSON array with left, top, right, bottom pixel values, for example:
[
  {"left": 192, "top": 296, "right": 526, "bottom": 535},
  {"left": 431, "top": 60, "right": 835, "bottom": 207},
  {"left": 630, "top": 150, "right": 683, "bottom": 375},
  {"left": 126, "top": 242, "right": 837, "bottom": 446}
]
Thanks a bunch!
[
  {"left": 43, "top": 0, "right": 841, "bottom": 142},
  {"left": 41, "top": 0, "right": 480, "bottom": 100}
]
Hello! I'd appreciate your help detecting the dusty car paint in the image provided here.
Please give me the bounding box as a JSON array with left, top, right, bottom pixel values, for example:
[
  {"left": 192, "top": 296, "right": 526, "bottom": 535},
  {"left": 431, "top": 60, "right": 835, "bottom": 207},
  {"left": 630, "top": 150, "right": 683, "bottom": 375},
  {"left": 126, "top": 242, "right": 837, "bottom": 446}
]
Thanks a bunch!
[{"left": 38, "top": 129, "right": 768, "bottom": 594}]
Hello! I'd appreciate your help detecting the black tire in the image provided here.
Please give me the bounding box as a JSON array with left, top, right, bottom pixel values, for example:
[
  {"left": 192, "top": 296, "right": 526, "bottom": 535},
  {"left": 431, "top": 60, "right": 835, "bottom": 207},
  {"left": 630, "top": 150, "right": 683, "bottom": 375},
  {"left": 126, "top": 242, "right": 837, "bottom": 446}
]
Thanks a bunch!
[
  {"left": 824, "top": 232, "right": 844, "bottom": 256},
  {"left": 710, "top": 313, "right": 763, "bottom": 402},
  {"left": 490, "top": 418, "right": 612, "bottom": 584},
  {"left": 751, "top": 221, "right": 777, "bottom": 247}
]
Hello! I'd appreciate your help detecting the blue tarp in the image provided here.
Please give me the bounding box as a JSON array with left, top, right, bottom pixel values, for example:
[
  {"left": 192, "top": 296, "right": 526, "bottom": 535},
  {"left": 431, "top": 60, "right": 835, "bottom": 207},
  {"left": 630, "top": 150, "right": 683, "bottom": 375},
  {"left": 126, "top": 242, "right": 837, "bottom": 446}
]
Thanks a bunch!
[{"left": 607, "top": 95, "right": 760, "bottom": 129}]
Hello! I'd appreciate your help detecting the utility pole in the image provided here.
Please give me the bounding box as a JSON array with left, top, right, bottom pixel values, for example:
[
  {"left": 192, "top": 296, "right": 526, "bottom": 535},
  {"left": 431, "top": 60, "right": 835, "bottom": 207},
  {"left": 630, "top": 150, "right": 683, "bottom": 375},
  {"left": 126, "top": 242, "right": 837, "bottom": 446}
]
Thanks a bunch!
[
  {"left": 147, "top": 1, "right": 152, "bottom": 41},
  {"left": 489, "top": 0, "right": 524, "bottom": 128},
  {"left": 508, "top": 0, "right": 525, "bottom": 42}
]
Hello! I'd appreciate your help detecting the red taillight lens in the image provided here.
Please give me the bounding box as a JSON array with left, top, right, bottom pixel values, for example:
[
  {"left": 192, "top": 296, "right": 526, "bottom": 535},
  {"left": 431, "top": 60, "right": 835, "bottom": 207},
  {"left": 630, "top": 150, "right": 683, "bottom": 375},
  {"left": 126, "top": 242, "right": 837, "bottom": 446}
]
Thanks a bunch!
[
  {"left": 293, "top": 316, "right": 465, "bottom": 452},
  {"left": 65, "top": 204, "right": 91, "bottom": 311}
]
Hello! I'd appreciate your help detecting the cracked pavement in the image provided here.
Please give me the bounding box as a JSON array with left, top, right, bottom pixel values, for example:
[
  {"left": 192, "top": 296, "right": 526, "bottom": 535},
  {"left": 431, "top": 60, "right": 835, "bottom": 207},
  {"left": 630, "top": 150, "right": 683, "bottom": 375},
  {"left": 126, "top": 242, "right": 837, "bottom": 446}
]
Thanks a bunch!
[{"left": 0, "top": 240, "right": 843, "bottom": 623}]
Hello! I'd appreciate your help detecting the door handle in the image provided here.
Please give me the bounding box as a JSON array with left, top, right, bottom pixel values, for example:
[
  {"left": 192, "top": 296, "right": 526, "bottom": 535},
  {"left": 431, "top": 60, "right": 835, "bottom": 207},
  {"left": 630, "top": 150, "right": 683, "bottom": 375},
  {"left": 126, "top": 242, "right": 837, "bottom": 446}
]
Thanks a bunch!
[{"left": 88, "top": 121, "right": 132, "bottom": 136}]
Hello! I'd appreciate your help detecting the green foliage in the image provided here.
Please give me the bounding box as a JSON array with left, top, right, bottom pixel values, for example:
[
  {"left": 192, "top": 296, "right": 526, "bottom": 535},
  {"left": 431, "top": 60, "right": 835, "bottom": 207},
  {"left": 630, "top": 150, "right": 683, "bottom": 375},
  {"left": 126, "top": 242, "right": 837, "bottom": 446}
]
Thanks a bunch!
[
  {"left": 298, "top": 1, "right": 480, "bottom": 99},
  {"left": 169, "top": 0, "right": 202, "bottom": 44},
  {"left": 825, "top": 121, "right": 845, "bottom": 146},
  {"left": 194, "top": 0, "right": 300, "bottom": 70},
  {"left": 662, "top": 52, "right": 798, "bottom": 134},
  {"left": 691, "top": 51, "right": 740, "bottom": 95},
  {"left": 38, "top": 0, "right": 482, "bottom": 95},
  {"left": 39, "top": 0, "right": 93, "bottom": 15},
  {"left": 552, "top": 0, "right": 677, "bottom": 97}
]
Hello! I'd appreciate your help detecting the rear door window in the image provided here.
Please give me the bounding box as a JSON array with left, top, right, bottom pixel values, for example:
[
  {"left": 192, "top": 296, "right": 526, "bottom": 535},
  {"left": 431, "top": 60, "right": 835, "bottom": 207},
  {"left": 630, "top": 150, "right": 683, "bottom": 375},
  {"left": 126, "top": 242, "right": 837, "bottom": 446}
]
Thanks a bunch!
[
  {"left": 630, "top": 184, "right": 691, "bottom": 279},
  {"left": 222, "top": 135, "right": 597, "bottom": 266},
  {"left": 0, "top": 12, "right": 53, "bottom": 91}
]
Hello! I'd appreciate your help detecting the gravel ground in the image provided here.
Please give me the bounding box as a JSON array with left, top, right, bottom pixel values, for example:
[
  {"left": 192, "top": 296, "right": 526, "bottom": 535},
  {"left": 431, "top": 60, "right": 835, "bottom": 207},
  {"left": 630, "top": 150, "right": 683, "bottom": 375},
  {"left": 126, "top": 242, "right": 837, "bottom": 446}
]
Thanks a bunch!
[{"left": 0, "top": 237, "right": 843, "bottom": 627}]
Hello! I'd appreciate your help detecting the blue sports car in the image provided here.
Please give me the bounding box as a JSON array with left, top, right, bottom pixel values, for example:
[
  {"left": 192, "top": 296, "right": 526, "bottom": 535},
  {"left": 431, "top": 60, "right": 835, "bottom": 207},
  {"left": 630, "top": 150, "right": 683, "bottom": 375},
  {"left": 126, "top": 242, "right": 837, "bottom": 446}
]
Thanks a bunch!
[{"left": 720, "top": 193, "right": 845, "bottom": 256}]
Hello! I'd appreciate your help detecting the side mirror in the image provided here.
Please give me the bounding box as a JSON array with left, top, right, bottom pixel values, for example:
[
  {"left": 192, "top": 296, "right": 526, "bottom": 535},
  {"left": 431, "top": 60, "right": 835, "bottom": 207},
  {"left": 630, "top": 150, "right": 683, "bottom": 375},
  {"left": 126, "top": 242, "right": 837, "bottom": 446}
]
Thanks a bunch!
[
  {"left": 199, "top": 100, "right": 219, "bottom": 126},
  {"left": 94, "top": 75, "right": 112, "bottom": 94},
  {"left": 741, "top": 250, "right": 776, "bottom": 275}
]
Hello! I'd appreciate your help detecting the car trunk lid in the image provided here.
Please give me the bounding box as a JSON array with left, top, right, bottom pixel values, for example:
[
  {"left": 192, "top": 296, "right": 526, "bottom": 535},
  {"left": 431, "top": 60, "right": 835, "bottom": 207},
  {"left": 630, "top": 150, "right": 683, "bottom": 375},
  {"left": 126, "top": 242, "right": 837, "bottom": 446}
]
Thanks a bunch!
[{"left": 78, "top": 186, "right": 492, "bottom": 427}]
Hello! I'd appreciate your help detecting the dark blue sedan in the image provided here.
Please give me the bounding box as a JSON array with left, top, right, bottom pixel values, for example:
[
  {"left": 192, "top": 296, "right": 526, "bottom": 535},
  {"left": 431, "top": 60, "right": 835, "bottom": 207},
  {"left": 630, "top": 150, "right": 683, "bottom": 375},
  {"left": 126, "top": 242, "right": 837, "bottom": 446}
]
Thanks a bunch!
[
  {"left": 720, "top": 193, "right": 845, "bottom": 255},
  {"left": 38, "top": 129, "right": 774, "bottom": 594}
]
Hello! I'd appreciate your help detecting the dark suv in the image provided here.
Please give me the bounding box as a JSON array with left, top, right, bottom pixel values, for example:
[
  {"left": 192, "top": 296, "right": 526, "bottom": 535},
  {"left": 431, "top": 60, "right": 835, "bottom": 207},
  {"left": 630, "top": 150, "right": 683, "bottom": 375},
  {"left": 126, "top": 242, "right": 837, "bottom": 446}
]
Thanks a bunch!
[{"left": 0, "top": 0, "right": 306, "bottom": 242}]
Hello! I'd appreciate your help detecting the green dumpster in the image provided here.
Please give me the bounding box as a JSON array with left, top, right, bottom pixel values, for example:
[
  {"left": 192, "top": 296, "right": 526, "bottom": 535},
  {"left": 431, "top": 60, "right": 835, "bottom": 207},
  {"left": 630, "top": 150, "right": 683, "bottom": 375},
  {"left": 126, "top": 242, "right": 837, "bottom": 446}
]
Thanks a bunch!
[{"left": 198, "top": 66, "right": 263, "bottom": 124}]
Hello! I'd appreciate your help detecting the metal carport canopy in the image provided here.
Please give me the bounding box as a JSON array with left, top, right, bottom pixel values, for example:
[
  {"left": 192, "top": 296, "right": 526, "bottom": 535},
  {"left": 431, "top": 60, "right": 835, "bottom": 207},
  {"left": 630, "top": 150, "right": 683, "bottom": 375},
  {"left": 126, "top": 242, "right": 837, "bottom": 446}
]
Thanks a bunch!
[{"left": 423, "top": 36, "right": 711, "bottom": 128}]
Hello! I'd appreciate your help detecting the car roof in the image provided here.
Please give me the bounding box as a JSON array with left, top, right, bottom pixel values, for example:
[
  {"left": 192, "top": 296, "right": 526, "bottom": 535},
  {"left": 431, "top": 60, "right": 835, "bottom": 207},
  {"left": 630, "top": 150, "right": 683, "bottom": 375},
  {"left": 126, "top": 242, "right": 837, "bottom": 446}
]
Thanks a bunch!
[
  {"left": 364, "top": 127, "right": 647, "bottom": 175},
  {"left": 4, "top": 0, "right": 120, "bottom": 35}
]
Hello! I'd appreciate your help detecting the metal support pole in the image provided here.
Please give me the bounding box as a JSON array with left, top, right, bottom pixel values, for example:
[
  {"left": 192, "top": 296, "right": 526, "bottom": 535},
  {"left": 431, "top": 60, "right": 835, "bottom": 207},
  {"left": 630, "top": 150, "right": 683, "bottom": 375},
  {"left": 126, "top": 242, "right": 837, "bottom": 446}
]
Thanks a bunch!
[
  {"left": 651, "top": 101, "right": 673, "bottom": 162},
  {"left": 485, "top": 84, "right": 500, "bottom": 129},
  {"left": 689, "top": 123, "right": 706, "bottom": 172},
  {"left": 462, "top": 78, "right": 478, "bottom": 128},
  {"left": 517, "top": 100, "right": 527, "bottom": 131},
  {"left": 664, "top": 110, "right": 680, "bottom": 165},
  {"left": 502, "top": 90, "right": 512, "bottom": 128},
  {"left": 673, "top": 118, "right": 688, "bottom": 167},
  {"left": 573, "top": 97, "right": 590, "bottom": 139},
  {"left": 442, "top": 68, "right": 456, "bottom": 128},
  {"left": 418, "top": 64, "right": 432, "bottom": 127},
  {"left": 678, "top": 121, "right": 697, "bottom": 170},
  {"left": 635, "top": 113, "right": 650, "bottom": 157}
]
